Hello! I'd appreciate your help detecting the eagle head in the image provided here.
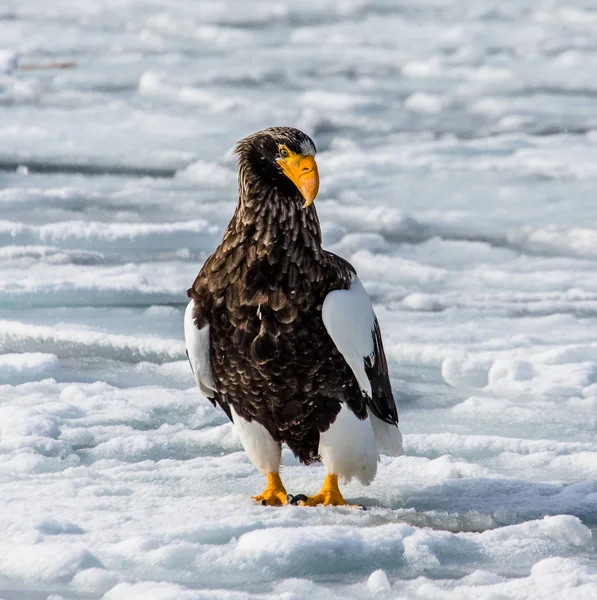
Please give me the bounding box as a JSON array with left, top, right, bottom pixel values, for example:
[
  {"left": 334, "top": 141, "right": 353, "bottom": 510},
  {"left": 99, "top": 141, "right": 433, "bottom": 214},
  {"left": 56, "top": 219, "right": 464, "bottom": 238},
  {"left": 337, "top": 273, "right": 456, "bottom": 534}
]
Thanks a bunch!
[{"left": 234, "top": 127, "right": 319, "bottom": 208}]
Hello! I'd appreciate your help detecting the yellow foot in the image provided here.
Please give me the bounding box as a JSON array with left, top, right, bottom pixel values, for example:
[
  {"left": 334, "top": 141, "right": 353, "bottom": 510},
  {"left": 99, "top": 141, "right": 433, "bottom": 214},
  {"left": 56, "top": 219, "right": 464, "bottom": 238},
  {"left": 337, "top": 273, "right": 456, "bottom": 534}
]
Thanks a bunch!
[
  {"left": 252, "top": 472, "right": 287, "bottom": 506},
  {"left": 300, "top": 474, "right": 349, "bottom": 507}
]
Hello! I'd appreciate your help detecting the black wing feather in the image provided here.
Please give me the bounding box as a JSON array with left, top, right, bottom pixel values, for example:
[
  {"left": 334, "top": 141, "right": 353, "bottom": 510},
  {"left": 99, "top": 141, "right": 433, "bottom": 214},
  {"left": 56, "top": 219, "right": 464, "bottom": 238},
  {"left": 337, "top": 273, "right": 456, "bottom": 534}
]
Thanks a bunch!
[
  {"left": 364, "top": 319, "right": 399, "bottom": 425},
  {"left": 324, "top": 251, "right": 399, "bottom": 426}
]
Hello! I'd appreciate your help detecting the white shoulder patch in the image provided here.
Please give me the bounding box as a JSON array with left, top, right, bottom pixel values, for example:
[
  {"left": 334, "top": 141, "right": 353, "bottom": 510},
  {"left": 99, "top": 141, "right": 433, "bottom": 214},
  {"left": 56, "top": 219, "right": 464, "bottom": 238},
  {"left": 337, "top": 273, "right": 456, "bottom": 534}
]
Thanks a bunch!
[
  {"left": 321, "top": 274, "right": 375, "bottom": 398},
  {"left": 184, "top": 299, "right": 215, "bottom": 398}
]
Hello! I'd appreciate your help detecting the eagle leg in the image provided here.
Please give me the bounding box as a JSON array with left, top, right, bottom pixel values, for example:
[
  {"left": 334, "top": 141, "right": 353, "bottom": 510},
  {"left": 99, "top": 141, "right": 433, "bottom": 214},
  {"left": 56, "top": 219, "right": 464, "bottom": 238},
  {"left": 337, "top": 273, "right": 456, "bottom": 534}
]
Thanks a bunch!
[
  {"left": 252, "top": 472, "right": 288, "bottom": 506},
  {"left": 299, "top": 474, "right": 350, "bottom": 507}
]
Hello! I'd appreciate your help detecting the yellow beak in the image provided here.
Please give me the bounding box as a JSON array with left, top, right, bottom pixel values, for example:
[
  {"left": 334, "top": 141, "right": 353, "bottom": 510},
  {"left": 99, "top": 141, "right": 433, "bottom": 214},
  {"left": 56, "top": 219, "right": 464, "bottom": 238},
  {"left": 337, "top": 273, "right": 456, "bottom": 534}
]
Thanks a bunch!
[{"left": 277, "top": 154, "right": 319, "bottom": 208}]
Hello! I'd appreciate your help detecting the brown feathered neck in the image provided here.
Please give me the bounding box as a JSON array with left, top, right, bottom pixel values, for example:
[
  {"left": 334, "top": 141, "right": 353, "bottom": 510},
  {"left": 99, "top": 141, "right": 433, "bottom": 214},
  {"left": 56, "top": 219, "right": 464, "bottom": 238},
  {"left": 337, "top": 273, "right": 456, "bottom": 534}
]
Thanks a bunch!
[{"left": 221, "top": 145, "right": 324, "bottom": 263}]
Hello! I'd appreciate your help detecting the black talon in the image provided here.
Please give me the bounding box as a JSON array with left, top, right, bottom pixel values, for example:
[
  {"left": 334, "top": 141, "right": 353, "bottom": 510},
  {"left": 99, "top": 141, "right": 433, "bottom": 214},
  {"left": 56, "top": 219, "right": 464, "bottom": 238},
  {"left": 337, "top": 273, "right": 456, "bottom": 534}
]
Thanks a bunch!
[
  {"left": 358, "top": 504, "right": 367, "bottom": 511},
  {"left": 261, "top": 499, "right": 267, "bottom": 506},
  {"left": 288, "top": 494, "right": 309, "bottom": 505}
]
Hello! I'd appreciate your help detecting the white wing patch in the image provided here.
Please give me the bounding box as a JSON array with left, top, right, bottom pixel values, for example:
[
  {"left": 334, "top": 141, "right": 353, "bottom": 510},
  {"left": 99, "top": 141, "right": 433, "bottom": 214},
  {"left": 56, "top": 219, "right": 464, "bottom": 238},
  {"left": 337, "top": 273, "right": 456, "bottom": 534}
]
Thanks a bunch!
[
  {"left": 184, "top": 299, "right": 215, "bottom": 398},
  {"left": 322, "top": 274, "right": 375, "bottom": 398},
  {"left": 322, "top": 273, "right": 404, "bottom": 458}
]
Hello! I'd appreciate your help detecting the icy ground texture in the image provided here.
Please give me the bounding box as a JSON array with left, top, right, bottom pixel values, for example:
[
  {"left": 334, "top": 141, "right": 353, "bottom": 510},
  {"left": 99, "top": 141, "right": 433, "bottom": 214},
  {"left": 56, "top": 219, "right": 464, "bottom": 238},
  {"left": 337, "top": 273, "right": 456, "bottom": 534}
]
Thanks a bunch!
[{"left": 2, "top": 0, "right": 597, "bottom": 598}]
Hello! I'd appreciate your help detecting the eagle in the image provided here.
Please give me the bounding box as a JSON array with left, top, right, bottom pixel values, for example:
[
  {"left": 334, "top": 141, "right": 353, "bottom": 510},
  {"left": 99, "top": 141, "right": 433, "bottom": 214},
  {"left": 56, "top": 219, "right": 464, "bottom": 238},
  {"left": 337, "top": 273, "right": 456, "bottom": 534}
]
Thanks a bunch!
[{"left": 185, "top": 127, "right": 403, "bottom": 507}]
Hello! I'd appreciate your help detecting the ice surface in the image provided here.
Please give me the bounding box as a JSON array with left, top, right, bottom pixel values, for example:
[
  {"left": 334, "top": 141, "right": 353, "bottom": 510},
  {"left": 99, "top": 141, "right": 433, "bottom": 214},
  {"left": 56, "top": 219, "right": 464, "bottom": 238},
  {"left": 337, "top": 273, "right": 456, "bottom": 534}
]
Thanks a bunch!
[
  {"left": 2, "top": 0, "right": 597, "bottom": 598},
  {"left": 0, "top": 50, "right": 17, "bottom": 75}
]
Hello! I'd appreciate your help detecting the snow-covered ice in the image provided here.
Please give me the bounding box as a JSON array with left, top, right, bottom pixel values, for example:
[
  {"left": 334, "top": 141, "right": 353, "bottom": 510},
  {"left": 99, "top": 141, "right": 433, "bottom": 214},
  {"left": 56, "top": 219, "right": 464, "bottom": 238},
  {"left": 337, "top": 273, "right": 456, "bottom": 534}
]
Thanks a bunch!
[{"left": 2, "top": 0, "right": 597, "bottom": 598}]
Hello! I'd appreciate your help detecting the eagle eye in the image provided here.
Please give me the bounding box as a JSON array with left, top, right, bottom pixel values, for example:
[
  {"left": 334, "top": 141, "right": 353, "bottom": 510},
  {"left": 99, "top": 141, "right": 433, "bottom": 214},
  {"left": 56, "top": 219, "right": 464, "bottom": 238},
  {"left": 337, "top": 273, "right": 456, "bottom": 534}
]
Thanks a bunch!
[{"left": 278, "top": 146, "right": 289, "bottom": 158}]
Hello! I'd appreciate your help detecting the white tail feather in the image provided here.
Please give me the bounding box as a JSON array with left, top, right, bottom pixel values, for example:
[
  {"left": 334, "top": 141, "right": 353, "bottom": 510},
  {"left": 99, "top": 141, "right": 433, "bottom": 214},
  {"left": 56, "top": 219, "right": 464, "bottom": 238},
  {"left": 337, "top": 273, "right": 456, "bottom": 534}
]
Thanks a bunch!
[{"left": 370, "top": 413, "right": 403, "bottom": 456}]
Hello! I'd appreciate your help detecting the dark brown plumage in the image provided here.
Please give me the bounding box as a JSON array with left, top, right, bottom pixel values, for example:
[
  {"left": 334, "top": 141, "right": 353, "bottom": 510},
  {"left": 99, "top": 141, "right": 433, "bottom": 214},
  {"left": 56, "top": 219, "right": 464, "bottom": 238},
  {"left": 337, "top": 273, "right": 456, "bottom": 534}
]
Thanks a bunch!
[{"left": 187, "top": 126, "right": 397, "bottom": 467}]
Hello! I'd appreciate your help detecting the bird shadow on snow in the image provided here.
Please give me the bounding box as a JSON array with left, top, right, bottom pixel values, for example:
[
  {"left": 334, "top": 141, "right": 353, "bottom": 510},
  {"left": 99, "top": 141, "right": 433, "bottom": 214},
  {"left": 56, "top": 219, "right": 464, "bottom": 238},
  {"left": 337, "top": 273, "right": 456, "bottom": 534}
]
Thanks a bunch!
[{"left": 360, "top": 477, "right": 597, "bottom": 533}]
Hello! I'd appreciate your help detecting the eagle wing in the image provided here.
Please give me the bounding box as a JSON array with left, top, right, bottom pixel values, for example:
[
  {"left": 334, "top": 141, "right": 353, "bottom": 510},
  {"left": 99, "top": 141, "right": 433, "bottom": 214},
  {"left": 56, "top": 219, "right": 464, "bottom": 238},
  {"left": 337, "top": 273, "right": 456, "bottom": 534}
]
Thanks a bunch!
[
  {"left": 321, "top": 273, "right": 403, "bottom": 455},
  {"left": 184, "top": 299, "right": 216, "bottom": 399}
]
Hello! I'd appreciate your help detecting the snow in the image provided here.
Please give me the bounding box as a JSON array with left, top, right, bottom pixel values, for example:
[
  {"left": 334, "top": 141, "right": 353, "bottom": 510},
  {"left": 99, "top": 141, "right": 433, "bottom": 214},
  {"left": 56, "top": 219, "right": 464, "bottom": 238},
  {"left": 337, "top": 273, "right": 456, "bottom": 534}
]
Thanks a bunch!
[
  {"left": 2, "top": 0, "right": 597, "bottom": 598},
  {"left": 0, "top": 50, "right": 17, "bottom": 74},
  {"left": 404, "top": 92, "right": 445, "bottom": 115}
]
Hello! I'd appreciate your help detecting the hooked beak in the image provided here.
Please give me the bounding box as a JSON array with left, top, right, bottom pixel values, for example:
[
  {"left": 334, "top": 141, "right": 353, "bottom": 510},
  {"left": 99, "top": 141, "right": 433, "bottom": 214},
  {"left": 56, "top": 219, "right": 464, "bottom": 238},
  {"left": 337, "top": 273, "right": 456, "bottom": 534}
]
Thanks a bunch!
[{"left": 277, "top": 154, "right": 319, "bottom": 208}]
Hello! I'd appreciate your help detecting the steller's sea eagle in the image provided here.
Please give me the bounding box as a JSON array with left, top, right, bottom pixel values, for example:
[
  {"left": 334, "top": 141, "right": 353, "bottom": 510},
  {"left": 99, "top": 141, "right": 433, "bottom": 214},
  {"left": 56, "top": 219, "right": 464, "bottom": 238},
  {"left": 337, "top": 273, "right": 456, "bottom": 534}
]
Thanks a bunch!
[{"left": 185, "top": 127, "right": 403, "bottom": 506}]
